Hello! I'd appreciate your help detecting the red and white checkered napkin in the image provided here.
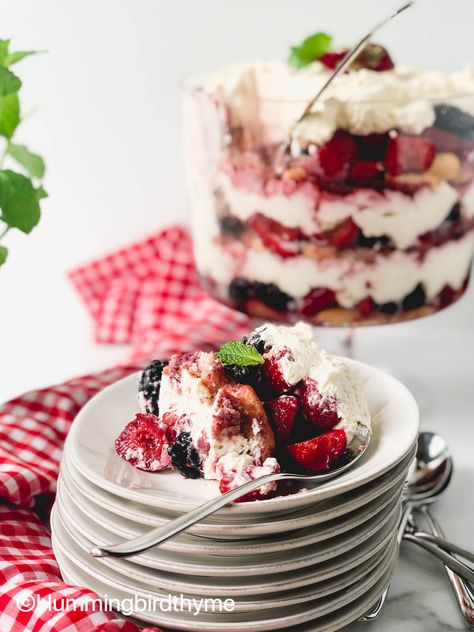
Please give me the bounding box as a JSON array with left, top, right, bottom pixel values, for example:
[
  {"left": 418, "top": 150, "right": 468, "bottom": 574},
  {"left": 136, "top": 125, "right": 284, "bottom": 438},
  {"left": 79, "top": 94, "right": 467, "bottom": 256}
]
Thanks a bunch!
[
  {"left": 0, "top": 226, "right": 253, "bottom": 631},
  {"left": 68, "top": 224, "right": 252, "bottom": 360}
]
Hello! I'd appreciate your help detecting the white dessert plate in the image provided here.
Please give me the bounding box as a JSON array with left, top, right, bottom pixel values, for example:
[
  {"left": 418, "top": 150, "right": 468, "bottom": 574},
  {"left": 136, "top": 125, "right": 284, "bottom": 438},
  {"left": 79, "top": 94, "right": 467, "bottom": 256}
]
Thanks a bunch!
[
  {"left": 65, "top": 358, "right": 418, "bottom": 515},
  {"left": 58, "top": 472, "right": 403, "bottom": 556},
  {"left": 55, "top": 479, "right": 400, "bottom": 576},
  {"left": 52, "top": 506, "right": 397, "bottom": 631},
  {"left": 52, "top": 503, "right": 398, "bottom": 596},
  {"left": 61, "top": 445, "right": 414, "bottom": 537},
  {"left": 52, "top": 502, "right": 397, "bottom": 614}
]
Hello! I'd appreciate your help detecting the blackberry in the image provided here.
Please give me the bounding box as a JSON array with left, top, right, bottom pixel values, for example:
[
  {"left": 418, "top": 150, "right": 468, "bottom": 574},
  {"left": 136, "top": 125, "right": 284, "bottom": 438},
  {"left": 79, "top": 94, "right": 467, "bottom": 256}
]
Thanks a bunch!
[
  {"left": 434, "top": 104, "right": 474, "bottom": 140},
  {"left": 242, "top": 332, "right": 266, "bottom": 354},
  {"left": 379, "top": 302, "right": 398, "bottom": 315},
  {"left": 355, "top": 233, "right": 391, "bottom": 249},
  {"left": 219, "top": 216, "right": 245, "bottom": 237},
  {"left": 168, "top": 432, "right": 202, "bottom": 479},
  {"left": 138, "top": 359, "right": 168, "bottom": 416},
  {"left": 256, "top": 282, "right": 291, "bottom": 311},
  {"left": 229, "top": 277, "right": 255, "bottom": 302},
  {"left": 447, "top": 203, "right": 461, "bottom": 223},
  {"left": 402, "top": 283, "right": 426, "bottom": 311},
  {"left": 223, "top": 363, "right": 263, "bottom": 386}
]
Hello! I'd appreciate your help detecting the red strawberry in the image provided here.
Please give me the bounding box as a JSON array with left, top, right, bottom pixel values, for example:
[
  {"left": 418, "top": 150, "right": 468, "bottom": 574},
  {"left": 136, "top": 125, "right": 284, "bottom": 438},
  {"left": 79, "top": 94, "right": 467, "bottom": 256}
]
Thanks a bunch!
[
  {"left": 318, "top": 131, "right": 359, "bottom": 181},
  {"left": 357, "top": 297, "right": 376, "bottom": 318},
  {"left": 301, "top": 288, "right": 336, "bottom": 317},
  {"left": 327, "top": 217, "right": 359, "bottom": 247},
  {"left": 218, "top": 477, "right": 263, "bottom": 502},
  {"left": 350, "top": 161, "right": 381, "bottom": 185},
  {"left": 320, "top": 50, "right": 348, "bottom": 70},
  {"left": 287, "top": 429, "right": 347, "bottom": 472},
  {"left": 266, "top": 395, "right": 300, "bottom": 441},
  {"left": 385, "top": 136, "right": 436, "bottom": 175},
  {"left": 115, "top": 413, "right": 172, "bottom": 472},
  {"left": 249, "top": 213, "right": 303, "bottom": 258},
  {"left": 354, "top": 44, "right": 394, "bottom": 72},
  {"left": 263, "top": 349, "right": 292, "bottom": 394},
  {"left": 298, "top": 377, "right": 340, "bottom": 430}
]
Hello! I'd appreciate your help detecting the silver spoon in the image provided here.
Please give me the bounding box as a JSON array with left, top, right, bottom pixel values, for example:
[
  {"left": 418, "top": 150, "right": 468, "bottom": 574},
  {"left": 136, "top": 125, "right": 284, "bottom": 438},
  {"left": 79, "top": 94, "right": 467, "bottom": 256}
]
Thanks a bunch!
[
  {"left": 361, "top": 433, "right": 474, "bottom": 623},
  {"left": 277, "top": 1, "right": 415, "bottom": 163},
  {"left": 90, "top": 423, "right": 370, "bottom": 558}
]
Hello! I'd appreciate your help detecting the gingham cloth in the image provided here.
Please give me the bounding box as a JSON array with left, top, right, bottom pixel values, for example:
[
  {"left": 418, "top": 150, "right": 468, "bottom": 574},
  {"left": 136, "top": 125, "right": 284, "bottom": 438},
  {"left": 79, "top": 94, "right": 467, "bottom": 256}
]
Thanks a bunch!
[{"left": 0, "top": 226, "right": 253, "bottom": 631}]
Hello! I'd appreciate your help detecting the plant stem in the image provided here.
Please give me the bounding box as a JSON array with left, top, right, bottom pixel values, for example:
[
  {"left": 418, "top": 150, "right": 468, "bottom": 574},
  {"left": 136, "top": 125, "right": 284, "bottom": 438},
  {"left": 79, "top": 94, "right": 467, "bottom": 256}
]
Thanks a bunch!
[{"left": 0, "top": 225, "right": 10, "bottom": 240}]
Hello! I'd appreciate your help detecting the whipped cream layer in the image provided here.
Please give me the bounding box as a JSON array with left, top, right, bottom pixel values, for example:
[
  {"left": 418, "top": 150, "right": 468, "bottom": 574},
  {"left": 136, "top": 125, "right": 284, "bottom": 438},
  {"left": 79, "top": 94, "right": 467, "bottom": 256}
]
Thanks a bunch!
[
  {"left": 217, "top": 170, "right": 462, "bottom": 249},
  {"left": 198, "top": 230, "right": 474, "bottom": 307},
  {"left": 256, "top": 322, "right": 371, "bottom": 442},
  {"left": 201, "top": 61, "right": 474, "bottom": 145}
]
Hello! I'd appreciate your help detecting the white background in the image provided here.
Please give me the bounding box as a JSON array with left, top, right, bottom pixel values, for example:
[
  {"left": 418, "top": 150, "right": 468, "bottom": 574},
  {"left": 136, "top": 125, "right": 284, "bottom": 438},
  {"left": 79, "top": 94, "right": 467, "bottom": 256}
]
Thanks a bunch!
[{"left": 1, "top": 0, "right": 474, "bottom": 401}]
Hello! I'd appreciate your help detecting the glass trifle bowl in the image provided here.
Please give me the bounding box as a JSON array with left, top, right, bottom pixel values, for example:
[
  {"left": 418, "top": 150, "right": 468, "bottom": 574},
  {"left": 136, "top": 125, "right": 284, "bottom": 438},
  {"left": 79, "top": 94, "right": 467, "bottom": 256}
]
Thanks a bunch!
[{"left": 182, "top": 56, "right": 474, "bottom": 326}]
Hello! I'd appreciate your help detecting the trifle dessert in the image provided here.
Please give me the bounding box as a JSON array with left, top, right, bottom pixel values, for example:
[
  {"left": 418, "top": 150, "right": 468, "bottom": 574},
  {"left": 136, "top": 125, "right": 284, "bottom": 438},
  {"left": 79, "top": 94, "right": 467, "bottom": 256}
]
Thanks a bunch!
[
  {"left": 183, "top": 35, "right": 474, "bottom": 325},
  {"left": 115, "top": 322, "right": 371, "bottom": 500}
]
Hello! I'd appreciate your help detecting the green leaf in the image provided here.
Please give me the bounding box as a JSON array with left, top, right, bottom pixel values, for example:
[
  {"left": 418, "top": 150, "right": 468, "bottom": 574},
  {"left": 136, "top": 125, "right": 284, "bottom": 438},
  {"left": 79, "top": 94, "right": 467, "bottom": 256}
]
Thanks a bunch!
[
  {"left": 0, "top": 170, "right": 41, "bottom": 233},
  {"left": 35, "top": 185, "right": 48, "bottom": 200},
  {"left": 288, "top": 32, "right": 333, "bottom": 69},
  {"left": 8, "top": 144, "right": 45, "bottom": 179},
  {"left": 4, "top": 50, "right": 39, "bottom": 66},
  {"left": 0, "top": 40, "right": 10, "bottom": 66},
  {"left": 0, "top": 93, "right": 20, "bottom": 138},
  {"left": 0, "top": 245, "right": 7, "bottom": 266},
  {"left": 217, "top": 341, "right": 264, "bottom": 367},
  {"left": 0, "top": 67, "right": 21, "bottom": 96}
]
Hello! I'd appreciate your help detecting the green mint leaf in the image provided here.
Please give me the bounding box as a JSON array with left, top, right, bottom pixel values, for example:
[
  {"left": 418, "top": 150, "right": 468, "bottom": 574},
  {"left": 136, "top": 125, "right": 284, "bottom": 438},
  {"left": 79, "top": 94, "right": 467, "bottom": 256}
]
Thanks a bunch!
[
  {"left": 0, "top": 244, "right": 7, "bottom": 266},
  {"left": 4, "top": 50, "right": 39, "bottom": 66},
  {"left": 0, "top": 40, "right": 10, "bottom": 67},
  {"left": 0, "top": 170, "right": 41, "bottom": 233},
  {"left": 217, "top": 341, "right": 264, "bottom": 366},
  {"left": 0, "top": 67, "right": 21, "bottom": 96},
  {"left": 0, "top": 93, "right": 20, "bottom": 138},
  {"left": 8, "top": 144, "right": 45, "bottom": 179},
  {"left": 288, "top": 32, "right": 332, "bottom": 69},
  {"left": 35, "top": 185, "right": 48, "bottom": 200}
]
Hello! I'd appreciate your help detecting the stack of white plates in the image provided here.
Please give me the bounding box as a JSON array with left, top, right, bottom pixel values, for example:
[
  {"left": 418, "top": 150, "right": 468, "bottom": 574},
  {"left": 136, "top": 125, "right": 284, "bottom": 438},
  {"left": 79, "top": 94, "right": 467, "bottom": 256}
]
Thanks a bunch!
[{"left": 53, "top": 358, "right": 419, "bottom": 631}]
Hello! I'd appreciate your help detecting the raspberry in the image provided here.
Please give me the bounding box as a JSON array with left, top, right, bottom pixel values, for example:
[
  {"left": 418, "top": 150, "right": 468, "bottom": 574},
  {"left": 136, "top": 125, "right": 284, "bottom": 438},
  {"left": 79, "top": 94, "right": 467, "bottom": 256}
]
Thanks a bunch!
[
  {"left": 249, "top": 213, "right": 303, "bottom": 258},
  {"left": 357, "top": 297, "right": 376, "bottom": 318},
  {"left": 298, "top": 377, "right": 340, "bottom": 430},
  {"left": 287, "top": 429, "right": 347, "bottom": 472},
  {"left": 168, "top": 432, "right": 202, "bottom": 479},
  {"left": 318, "top": 131, "right": 359, "bottom": 181},
  {"left": 266, "top": 395, "right": 299, "bottom": 442},
  {"left": 385, "top": 136, "right": 436, "bottom": 176},
  {"left": 301, "top": 288, "right": 336, "bottom": 317},
  {"left": 138, "top": 359, "right": 168, "bottom": 416},
  {"left": 320, "top": 50, "right": 348, "bottom": 70},
  {"left": 115, "top": 413, "right": 172, "bottom": 472},
  {"left": 327, "top": 217, "right": 359, "bottom": 247},
  {"left": 350, "top": 161, "right": 381, "bottom": 186}
]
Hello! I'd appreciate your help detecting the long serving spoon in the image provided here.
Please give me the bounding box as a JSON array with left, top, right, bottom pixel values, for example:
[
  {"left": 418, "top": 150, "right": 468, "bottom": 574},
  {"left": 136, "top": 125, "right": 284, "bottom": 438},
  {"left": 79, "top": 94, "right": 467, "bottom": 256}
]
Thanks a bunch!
[
  {"left": 360, "top": 432, "right": 474, "bottom": 623},
  {"left": 276, "top": 1, "right": 415, "bottom": 164},
  {"left": 90, "top": 424, "right": 370, "bottom": 558}
]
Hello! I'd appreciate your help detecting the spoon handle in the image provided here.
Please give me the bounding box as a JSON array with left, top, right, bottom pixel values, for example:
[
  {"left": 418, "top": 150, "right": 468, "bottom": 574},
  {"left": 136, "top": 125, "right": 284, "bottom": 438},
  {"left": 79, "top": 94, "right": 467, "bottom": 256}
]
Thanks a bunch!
[
  {"left": 403, "top": 533, "right": 474, "bottom": 583},
  {"left": 412, "top": 531, "right": 474, "bottom": 565},
  {"left": 422, "top": 507, "right": 474, "bottom": 627}
]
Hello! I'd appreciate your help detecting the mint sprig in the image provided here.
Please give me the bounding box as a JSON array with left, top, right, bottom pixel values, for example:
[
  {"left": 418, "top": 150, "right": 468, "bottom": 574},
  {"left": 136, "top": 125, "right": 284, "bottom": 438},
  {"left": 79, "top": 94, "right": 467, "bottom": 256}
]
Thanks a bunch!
[
  {"left": 0, "top": 38, "right": 46, "bottom": 267},
  {"left": 217, "top": 342, "right": 264, "bottom": 367},
  {"left": 288, "top": 32, "right": 332, "bottom": 69}
]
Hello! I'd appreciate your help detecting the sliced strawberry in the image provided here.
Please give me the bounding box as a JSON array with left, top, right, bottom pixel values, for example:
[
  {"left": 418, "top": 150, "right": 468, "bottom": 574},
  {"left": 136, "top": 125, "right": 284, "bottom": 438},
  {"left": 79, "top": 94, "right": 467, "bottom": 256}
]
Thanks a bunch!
[
  {"left": 320, "top": 50, "right": 348, "bottom": 70},
  {"left": 287, "top": 429, "right": 347, "bottom": 472},
  {"left": 266, "top": 395, "right": 299, "bottom": 442},
  {"left": 115, "top": 413, "right": 172, "bottom": 472},
  {"left": 385, "top": 135, "right": 436, "bottom": 175},
  {"left": 357, "top": 297, "right": 376, "bottom": 318},
  {"left": 301, "top": 288, "right": 336, "bottom": 317},
  {"left": 263, "top": 349, "right": 292, "bottom": 394},
  {"left": 350, "top": 161, "right": 381, "bottom": 185},
  {"left": 327, "top": 217, "right": 359, "bottom": 247},
  {"left": 249, "top": 213, "right": 303, "bottom": 258},
  {"left": 298, "top": 377, "right": 340, "bottom": 430},
  {"left": 318, "top": 131, "right": 359, "bottom": 181}
]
